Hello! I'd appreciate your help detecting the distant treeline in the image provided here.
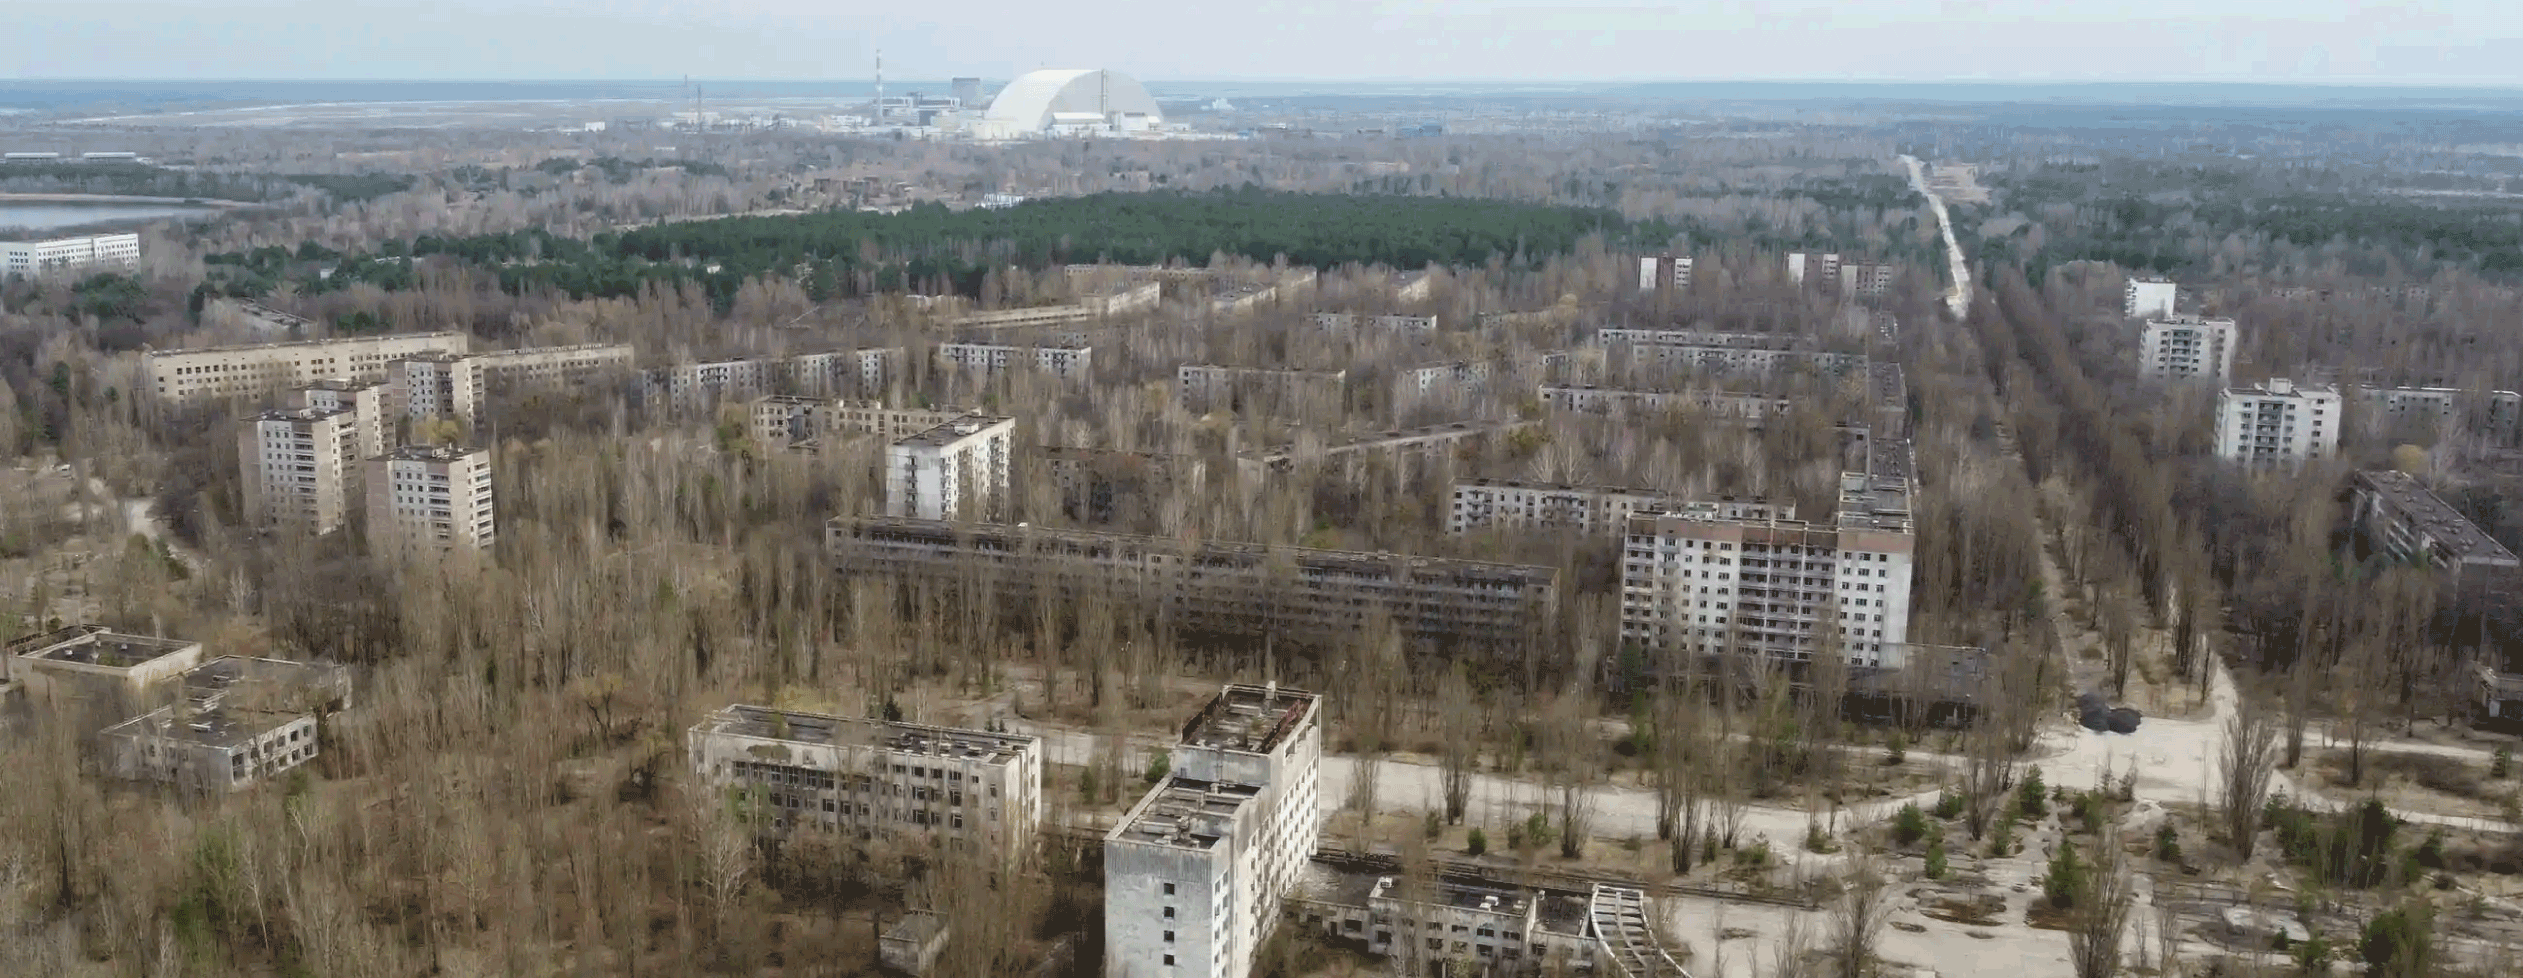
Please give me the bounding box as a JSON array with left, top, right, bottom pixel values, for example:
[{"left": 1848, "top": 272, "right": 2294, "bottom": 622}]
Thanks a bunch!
[
  {"left": 0, "top": 162, "right": 414, "bottom": 204},
  {"left": 231, "top": 188, "right": 1685, "bottom": 307},
  {"left": 1981, "top": 161, "right": 2523, "bottom": 278}
]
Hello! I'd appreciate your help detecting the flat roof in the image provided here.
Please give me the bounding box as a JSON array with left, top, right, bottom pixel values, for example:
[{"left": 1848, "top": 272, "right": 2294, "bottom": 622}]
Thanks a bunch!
[
  {"left": 377, "top": 445, "right": 483, "bottom": 462},
  {"left": 693, "top": 704, "right": 1037, "bottom": 762},
  {"left": 9, "top": 626, "right": 196, "bottom": 668},
  {"left": 2357, "top": 469, "right": 2519, "bottom": 564},
  {"left": 143, "top": 331, "right": 467, "bottom": 359},
  {"left": 1371, "top": 875, "right": 1533, "bottom": 916},
  {"left": 255, "top": 406, "right": 352, "bottom": 423},
  {"left": 833, "top": 516, "right": 1562, "bottom": 586},
  {"left": 1180, "top": 684, "right": 1315, "bottom": 753},
  {"left": 102, "top": 703, "right": 301, "bottom": 749},
  {"left": 1112, "top": 775, "right": 1261, "bottom": 850},
  {"left": 893, "top": 416, "right": 1012, "bottom": 448}
]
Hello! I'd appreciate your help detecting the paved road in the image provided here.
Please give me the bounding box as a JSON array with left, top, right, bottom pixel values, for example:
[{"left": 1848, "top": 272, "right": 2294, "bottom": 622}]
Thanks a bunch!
[{"left": 1900, "top": 154, "right": 1973, "bottom": 319}]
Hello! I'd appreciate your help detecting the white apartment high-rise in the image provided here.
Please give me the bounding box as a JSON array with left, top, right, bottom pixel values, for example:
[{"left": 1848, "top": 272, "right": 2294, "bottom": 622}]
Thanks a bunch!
[
  {"left": 1620, "top": 472, "right": 1916, "bottom": 670},
  {"left": 238, "top": 407, "right": 364, "bottom": 534},
  {"left": 1638, "top": 254, "right": 1692, "bottom": 293},
  {"left": 148, "top": 332, "right": 472, "bottom": 405},
  {"left": 293, "top": 381, "right": 390, "bottom": 461},
  {"left": 365, "top": 445, "right": 496, "bottom": 552},
  {"left": 2217, "top": 379, "right": 2340, "bottom": 468},
  {"left": 2124, "top": 277, "right": 2178, "bottom": 319},
  {"left": 885, "top": 416, "right": 1014, "bottom": 521},
  {"left": 1, "top": 233, "right": 140, "bottom": 279},
  {"left": 1786, "top": 252, "right": 1840, "bottom": 286},
  {"left": 1106, "top": 685, "right": 1323, "bottom": 978},
  {"left": 2138, "top": 316, "right": 2237, "bottom": 383}
]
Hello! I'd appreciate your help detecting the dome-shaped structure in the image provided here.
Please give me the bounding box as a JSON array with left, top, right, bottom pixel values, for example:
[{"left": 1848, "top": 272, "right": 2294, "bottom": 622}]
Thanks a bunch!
[{"left": 982, "top": 69, "right": 1162, "bottom": 133}]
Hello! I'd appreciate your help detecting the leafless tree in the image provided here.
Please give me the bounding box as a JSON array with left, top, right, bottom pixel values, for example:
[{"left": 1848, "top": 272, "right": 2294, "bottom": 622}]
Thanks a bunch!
[
  {"left": 1828, "top": 855, "right": 1893, "bottom": 978},
  {"left": 1436, "top": 662, "right": 1478, "bottom": 824},
  {"left": 2217, "top": 693, "right": 2281, "bottom": 861},
  {"left": 2068, "top": 834, "right": 2136, "bottom": 978}
]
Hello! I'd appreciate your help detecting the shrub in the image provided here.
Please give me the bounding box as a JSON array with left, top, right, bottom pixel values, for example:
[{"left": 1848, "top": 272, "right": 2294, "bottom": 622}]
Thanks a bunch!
[
  {"left": 2360, "top": 902, "right": 2436, "bottom": 978},
  {"left": 1467, "top": 828, "right": 1488, "bottom": 858},
  {"left": 2495, "top": 747, "right": 2512, "bottom": 780},
  {"left": 2154, "top": 824, "right": 2182, "bottom": 863},
  {"left": 1924, "top": 838, "right": 1949, "bottom": 879},
  {"left": 2043, "top": 841, "right": 2085, "bottom": 909},
  {"left": 1733, "top": 840, "right": 1771, "bottom": 867},
  {"left": 2294, "top": 931, "right": 2333, "bottom": 975},
  {"left": 1505, "top": 821, "right": 1526, "bottom": 851},
  {"left": 1931, "top": 790, "right": 1966, "bottom": 820},
  {"left": 1893, "top": 803, "right": 1930, "bottom": 846},
  {"left": 1523, "top": 813, "right": 1555, "bottom": 852},
  {"left": 1804, "top": 823, "right": 1838, "bottom": 854},
  {"left": 1143, "top": 750, "right": 1171, "bottom": 785},
  {"left": 1424, "top": 811, "right": 1443, "bottom": 840},
  {"left": 1885, "top": 731, "right": 1907, "bottom": 765},
  {"left": 2017, "top": 766, "right": 2049, "bottom": 818}
]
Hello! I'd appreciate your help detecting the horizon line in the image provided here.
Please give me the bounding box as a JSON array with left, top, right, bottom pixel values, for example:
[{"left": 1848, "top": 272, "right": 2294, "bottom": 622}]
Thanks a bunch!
[{"left": 8, "top": 76, "right": 2523, "bottom": 90}]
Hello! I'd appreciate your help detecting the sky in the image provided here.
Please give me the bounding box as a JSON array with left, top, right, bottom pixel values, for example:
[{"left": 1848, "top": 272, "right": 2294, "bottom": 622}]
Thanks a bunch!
[{"left": 12, "top": 0, "right": 2523, "bottom": 85}]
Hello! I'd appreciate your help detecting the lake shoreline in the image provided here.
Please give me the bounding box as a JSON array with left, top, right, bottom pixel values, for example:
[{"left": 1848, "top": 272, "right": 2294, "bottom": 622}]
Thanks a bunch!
[{"left": 0, "top": 193, "right": 256, "bottom": 208}]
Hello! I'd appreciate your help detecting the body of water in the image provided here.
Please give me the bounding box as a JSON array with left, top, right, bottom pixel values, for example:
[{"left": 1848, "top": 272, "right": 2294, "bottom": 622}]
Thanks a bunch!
[{"left": 0, "top": 201, "right": 222, "bottom": 234}]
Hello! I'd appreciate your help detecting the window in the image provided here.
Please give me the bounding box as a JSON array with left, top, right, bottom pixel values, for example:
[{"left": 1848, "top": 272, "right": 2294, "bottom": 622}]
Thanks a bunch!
[
  {"left": 1164, "top": 907, "right": 1176, "bottom": 919},
  {"left": 1162, "top": 955, "right": 1175, "bottom": 967},
  {"left": 1163, "top": 883, "right": 1176, "bottom": 896}
]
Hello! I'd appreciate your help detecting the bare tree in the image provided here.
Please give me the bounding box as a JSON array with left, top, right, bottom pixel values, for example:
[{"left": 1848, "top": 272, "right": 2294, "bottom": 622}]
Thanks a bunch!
[
  {"left": 2152, "top": 888, "right": 2183, "bottom": 978},
  {"left": 2068, "top": 834, "right": 2136, "bottom": 978},
  {"left": 689, "top": 784, "right": 754, "bottom": 945},
  {"left": 2217, "top": 693, "right": 2280, "bottom": 861},
  {"left": 1436, "top": 663, "right": 1477, "bottom": 824},
  {"left": 1828, "top": 855, "right": 1893, "bottom": 978}
]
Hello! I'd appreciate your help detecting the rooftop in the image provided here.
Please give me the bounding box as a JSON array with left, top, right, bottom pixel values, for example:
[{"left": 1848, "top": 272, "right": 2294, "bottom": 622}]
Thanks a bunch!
[
  {"left": 300, "top": 379, "right": 383, "bottom": 393},
  {"left": 834, "top": 516, "right": 1562, "bottom": 587},
  {"left": 8, "top": 625, "right": 197, "bottom": 668},
  {"left": 143, "top": 331, "right": 467, "bottom": 360},
  {"left": 693, "top": 704, "right": 1038, "bottom": 763},
  {"left": 378, "top": 444, "right": 483, "bottom": 463},
  {"left": 2356, "top": 469, "right": 2520, "bottom": 565},
  {"left": 255, "top": 406, "right": 352, "bottom": 423},
  {"left": 100, "top": 702, "right": 302, "bottom": 750},
  {"left": 1370, "top": 876, "right": 1533, "bottom": 917},
  {"left": 893, "top": 416, "right": 1013, "bottom": 448},
  {"left": 1179, "top": 684, "right": 1316, "bottom": 753},
  {"left": 1111, "top": 775, "right": 1261, "bottom": 850},
  {"left": 181, "top": 656, "right": 351, "bottom": 714}
]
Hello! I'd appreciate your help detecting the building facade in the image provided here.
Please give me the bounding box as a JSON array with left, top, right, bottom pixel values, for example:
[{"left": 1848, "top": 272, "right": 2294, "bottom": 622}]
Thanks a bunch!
[
  {"left": 1449, "top": 480, "right": 1783, "bottom": 536},
  {"left": 1636, "top": 254, "right": 1692, "bottom": 294},
  {"left": 97, "top": 656, "right": 352, "bottom": 792},
  {"left": 642, "top": 348, "right": 904, "bottom": 410},
  {"left": 1308, "top": 313, "right": 1438, "bottom": 333},
  {"left": 2349, "top": 469, "right": 2521, "bottom": 581},
  {"left": 365, "top": 445, "right": 496, "bottom": 552},
  {"left": 686, "top": 704, "right": 1043, "bottom": 864},
  {"left": 239, "top": 406, "right": 367, "bottom": 534},
  {"left": 935, "top": 343, "right": 1093, "bottom": 381},
  {"left": 1538, "top": 385, "right": 1793, "bottom": 420},
  {"left": 149, "top": 332, "right": 472, "bottom": 404},
  {"left": 0, "top": 233, "right": 140, "bottom": 279},
  {"left": 1177, "top": 365, "right": 1347, "bottom": 413},
  {"left": 828, "top": 519, "right": 1556, "bottom": 647},
  {"left": 885, "top": 417, "right": 1015, "bottom": 521},
  {"left": 2125, "top": 277, "right": 2178, "bottom": 319},
  {"left": 1106, "top": 685, "right": 1322, "bottom": 978},
  {"left": 393, "top": 343, "right": 636, "bottom": 422},
  {"left": 2138, "top": 316, "right": 2237, "bottom": 383},
  {"left": 1619, "top": 471, "right": 1917, "bottom": 670},
  {"left": 4, "top": 625, "right": 205, "bottom": 717},
  {"left": 2216, "top": 379, "right": 2340, "bottom": 467},
  {"left": 293, "top": 381, "right": 390, "bottom": 460},
  {"left": 1786, "top": 252, "right": 1840, "bottom": 285}
]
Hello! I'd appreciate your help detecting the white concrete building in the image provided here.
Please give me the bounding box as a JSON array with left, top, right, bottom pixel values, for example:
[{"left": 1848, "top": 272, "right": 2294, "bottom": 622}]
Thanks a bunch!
[
  {"left": 2216, "top": 379, "right": 2340, "bottom": 468},
  {"left": 1538, "top": 385, "right": 1794, "bottom": 420},
  {"left": 1637, "top": 254, "right": 1692, "bottom": 293},
  {"left": 1620, "top": 471, "right": 1917, "bottom": 670},
  {"left": 642, "top": 349, "right": 903, "bottom": 410},
  {"left": 1451, "top": 480, "right": 1784, "bottom": 536},
  {"left": 686, "top": 704, "right": 1043, "bottom": 864},
  {"left": 293, "top": 381, "right": 390, "bottom": 460},
  {"left": 389, "top": 344, "right": 635, "bottom": 422},
  {"left": 1309, "top": 312, "right": 1438, "bottom": 333},
  {"left": 0, "top": 233, "right": 140, "bottom": 279},
  {"left": 1841, "top": 262, "right": 1896, "bottom": 298},
  {"left": 885, "top": 416, "right": 1014, "bottom": 521},
  {"left": 935, "top": 343, "right": 1092, "bottom": 381},
  {"left": 365, "top": 445, "right": 496, "bottom": 552},
  {"left": 2353, "top": 385, "right": 2523, "bottom": 440},
  {"left": 1106, "top": 685, "right": 1322, "bottom": 978},
  {"left": 1786, "top": 252, "right": 1840, "bottom": 285},
  {"left": 4, "top": 625, "right": 204, "bottom": 717},
  {"left": 239, "top": 406, "right": 367, "bottom": 535},
  {"left": 1178, "top": 365, "right": 1347, "bottom": 413},
  {"left": 97, "top": 656, "right": 352, "bottom": 793},
  {"left": 2138, "top": 316, "right": 2237, "bottom": 383},
  {"left": 148, "top": 332, "right": 472, "bottom": 405},
  {"left": 2125, "top": 277, "right": 2178, "bottom": 319}
]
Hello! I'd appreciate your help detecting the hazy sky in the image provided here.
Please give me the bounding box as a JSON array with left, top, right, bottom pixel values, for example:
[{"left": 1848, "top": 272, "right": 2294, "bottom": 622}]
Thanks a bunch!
[{"left": 14, "top": 0, "right": 2523, "bottom": 84}]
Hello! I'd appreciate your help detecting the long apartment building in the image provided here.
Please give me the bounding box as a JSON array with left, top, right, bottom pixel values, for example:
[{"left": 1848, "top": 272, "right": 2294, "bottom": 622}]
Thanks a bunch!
[
  {"left": 644, "top": 348, "right": 904, "bottom": 409},
  {"left": 1043, "top": 447, "right": 1205, "bottom": 524},
  {"left": 1786, "top": 252, "right": 1840, "bottom": 285},
  {"left": 2216, "top": 378, "right": 2339, "bottom": 467},
  {"left": 390, "top": 344, "right": 636, "bottom": 422},
  {"left": 1393, "top": 360, "right": 1496, "bottom": 403},
  {"left": 2349, "top": 469, "right": 2521, "bottom": 582},
  {"left": 1309, "top": 312, "right": 1437, "bottom": 333},
  {"left": 1620, "top": 469, "right": 1917, "bottom": 670},
  {"left": 1178, "top": 365, "right": 1347, "bottom": 413},
  {"left": 1870, "top": 362, "right": 1910, "bottom": 439},
  {"left": 687, "top": 704, "right": 1043, "bottom": 864},
  {"left": 1539, "top": 385, "right": 1793, "bottom": 420},
  {"left": 885, "top": 416, "right": 1014, "bottom": 521},
  {"left": 238, "top": 406, "right": 367, "bottom": 534},
  {"left": 2354, "top": 385, "right": 2523, "bottom": 439},
  {"left": 935, "top": 343, "right": 1093, "bottom": 381},
  {"left": 2138, "top": 316, "right": 2237, "bottom": 383},
  {"left": 2125, "top": 277, "right": 2178, "bottom": 319},
  {"left": 1241, "top": 421, "right": 1537, "bottom": 475},
  {"left": 1451, "top": 480, "right": 1786, "bottom": 536},
  {"left": 749, "top": 396, "right": 979, "bottom": 450},
  {"left": 1597, "top": 330, "right": 1868, "bottom": 377},
  {"left": 149, "top": 332, "right": 472, "bottom": 404},
  {"left": 294, "top": 381, "right": 390, "bottom": 459},
  {"left": 947, "top": 280, "right": 1160, "bottom": 330},
  {"left": 1107, "top": 684, "right": 1323, "bottom": 978},
  {"left": 827, "top": 519, "right": 1557, "bottom": 646},
  {"left": 1, "top": 232, "right": 140, "bottom": 279},
  {"left": 365, "top": 445, "right": 496, "bottom": 553}
]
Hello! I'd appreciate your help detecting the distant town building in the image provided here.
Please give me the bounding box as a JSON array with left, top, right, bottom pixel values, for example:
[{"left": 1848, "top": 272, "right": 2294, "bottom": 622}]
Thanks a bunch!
[
  {"left": 643, "top": 349, "right": 904, "bottom": 409},
  {"left": 886, "top": 417, "right": 1014, "bottom": 521},
  {"left": 1242, "top": 421, "right": 1536, "bottom": 477},
  {"left": 1786, "top": 252, "right": 1840, "bottom": 286},
  {"left": 1309, "top": 312, "right": 1438, "bottom": 333},
  {"left": 1841, "top": 262, "right": 1896, "bottom": 298},
  {"left": 389, "top": 344, "right": 636, "bottom": 422},
  {"left": 1106, "top": 684, "right": 1323, "bottom": 978},
  {"left": 365, "top": 445, "right": 496, "bottom": 553},
  {"left": 0, "top": 232, "right": 140, "bottom": 279},
  {"left": 1041, "top": 447, "right": 1205, "bottom": 524},
  {"left": 1451, "top": 480, "right": 1783, "bottom": 536},
  {"left": 1637, "top": 254, "right": 1692, "bottom": 294},
  {"left": 98, "top": 656, "right": 352, "bottom": 792},
  {"left": 149, "top": 332, "right": 472, "bottom": 405},
  {"left": 935, "top": 343, "right": 1093, "bottom": 381},
  {"left": 2353, "top": 385, "right": 2523, "bottom": 441},
  {"left": 293, "top": 381, "right": 390, "bottom": 460},
  {"left": 750, "top": 396, "right": 980, "bottom": 450},
  {"left": 828, "top": 519, "right": 1556, "bottom": 647},
  {"left": 1620, "top": 468, "right": 1917, "bottom": 670},
  {"left": 1177, "top": 365, "right": 1348, "bottom": 413},
  {"left": 3, "top": 624, "right": 205, "bottom": 717},
  {"left": 2124, "top": 277, "right": 2178, "bottom": 319},
  {"left": 685, "top": 704, "right": 1043, "bottom": 864},
  {"left": 2138, "top": 316, "right": 2237, "bottom": 383},
  {"left": 2216, "top": 379, "right": 2340, "bottom": 468},
  {"left": 239, "top": 406, "right": 369, "bottom": 535},
  {"left": 1538, "top": 385, "right": 1794, "bottom": 420}
]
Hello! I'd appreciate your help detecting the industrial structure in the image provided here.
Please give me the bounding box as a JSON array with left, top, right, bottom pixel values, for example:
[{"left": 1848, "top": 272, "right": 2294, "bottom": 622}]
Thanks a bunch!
[
  {"left": 685, "top": 704, "right": 1044, "bottom": 864},
  {"left": 1105, "top": 684, "right": 1322, "bottom": 978},
  {"left": 973, "top": 69, "right": 1164, "bottom": 139}
]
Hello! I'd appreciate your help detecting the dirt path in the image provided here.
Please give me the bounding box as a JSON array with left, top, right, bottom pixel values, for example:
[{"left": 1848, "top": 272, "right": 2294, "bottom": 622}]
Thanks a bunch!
[{"left": 1900, "top": 154, "right": 1973, "bottom": 319}]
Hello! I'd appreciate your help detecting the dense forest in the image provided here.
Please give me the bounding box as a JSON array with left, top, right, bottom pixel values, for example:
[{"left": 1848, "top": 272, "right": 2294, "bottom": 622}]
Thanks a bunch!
[
  {"left": 0, "top": 162, "right": 414, "bottom": 204},
  {"left": 230, "top": 188, "right": 1687, "bottom": 308}
]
